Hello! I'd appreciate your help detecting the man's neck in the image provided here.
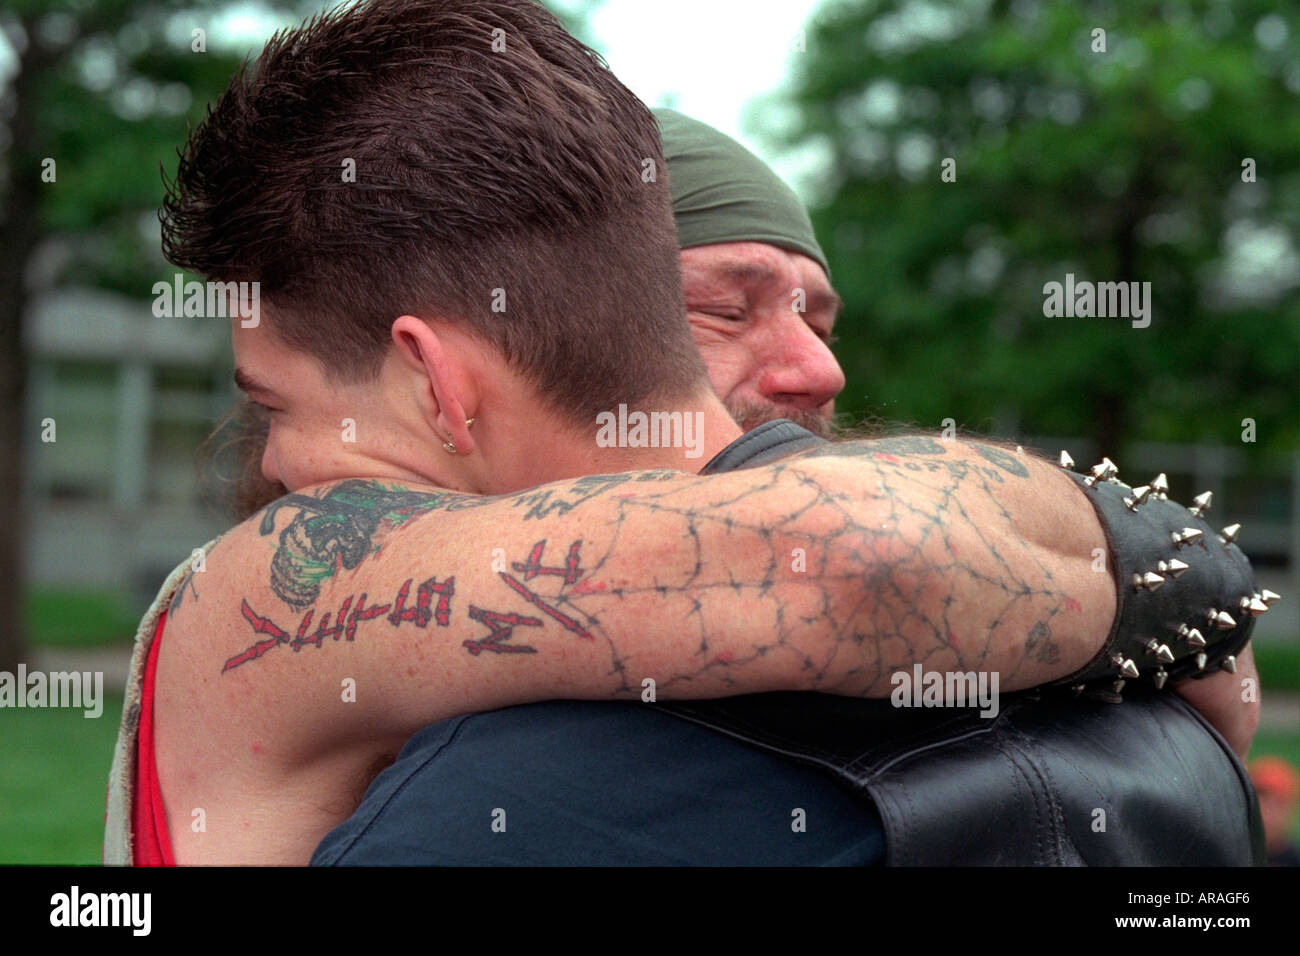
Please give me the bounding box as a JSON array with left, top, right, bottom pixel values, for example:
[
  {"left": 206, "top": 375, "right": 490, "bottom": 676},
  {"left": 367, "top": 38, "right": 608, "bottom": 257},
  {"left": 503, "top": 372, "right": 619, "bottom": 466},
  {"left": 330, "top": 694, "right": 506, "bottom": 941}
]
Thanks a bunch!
[{"left": 494, "top": 391, "right": 743, "bottom": 490}]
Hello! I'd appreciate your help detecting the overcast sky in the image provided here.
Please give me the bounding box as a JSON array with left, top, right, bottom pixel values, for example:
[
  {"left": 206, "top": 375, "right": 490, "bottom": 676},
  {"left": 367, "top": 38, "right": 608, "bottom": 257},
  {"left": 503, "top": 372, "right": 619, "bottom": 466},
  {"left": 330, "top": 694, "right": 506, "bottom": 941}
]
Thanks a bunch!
[{"left": 586, "top": 0, "right": 824, "bottom": 181}]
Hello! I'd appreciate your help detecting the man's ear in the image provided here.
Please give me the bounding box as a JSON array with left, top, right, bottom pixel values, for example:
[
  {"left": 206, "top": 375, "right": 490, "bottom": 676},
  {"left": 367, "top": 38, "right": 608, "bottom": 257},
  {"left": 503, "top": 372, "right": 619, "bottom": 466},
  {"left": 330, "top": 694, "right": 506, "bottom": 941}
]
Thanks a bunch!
[{"left": 390, "top": 315, "right": 475, "bottom": 456}]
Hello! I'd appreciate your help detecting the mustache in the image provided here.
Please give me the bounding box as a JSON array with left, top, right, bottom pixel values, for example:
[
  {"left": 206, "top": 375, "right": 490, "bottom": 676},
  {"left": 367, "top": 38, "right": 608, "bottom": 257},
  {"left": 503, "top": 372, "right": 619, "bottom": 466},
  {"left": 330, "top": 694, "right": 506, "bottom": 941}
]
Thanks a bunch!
[{"left": 724, "top": 401, "right": 835, "bottom": 439}]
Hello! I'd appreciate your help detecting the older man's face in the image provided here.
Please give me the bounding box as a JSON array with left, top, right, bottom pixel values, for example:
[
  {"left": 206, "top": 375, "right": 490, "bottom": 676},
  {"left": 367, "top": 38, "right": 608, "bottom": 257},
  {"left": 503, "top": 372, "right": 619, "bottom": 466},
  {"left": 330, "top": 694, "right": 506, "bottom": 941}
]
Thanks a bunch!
[{"left": 680, "top": 241, "right": 845, "bottom": 437}]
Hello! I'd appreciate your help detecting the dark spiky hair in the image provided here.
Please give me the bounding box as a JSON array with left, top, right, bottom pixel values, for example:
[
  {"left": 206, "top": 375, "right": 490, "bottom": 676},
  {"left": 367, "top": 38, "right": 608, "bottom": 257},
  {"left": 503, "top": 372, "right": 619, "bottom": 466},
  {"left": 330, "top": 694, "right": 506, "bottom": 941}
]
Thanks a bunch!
[{"left": 162, "top": 0, "right": 706, "bottom": 419}]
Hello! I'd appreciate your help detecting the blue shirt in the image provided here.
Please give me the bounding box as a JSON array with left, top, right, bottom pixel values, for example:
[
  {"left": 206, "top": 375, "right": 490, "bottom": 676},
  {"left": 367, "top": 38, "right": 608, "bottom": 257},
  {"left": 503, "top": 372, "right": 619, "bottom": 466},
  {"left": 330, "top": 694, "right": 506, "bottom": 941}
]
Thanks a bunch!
[{"left": 312, "top": 700, "right": 885, "bottom": 865}]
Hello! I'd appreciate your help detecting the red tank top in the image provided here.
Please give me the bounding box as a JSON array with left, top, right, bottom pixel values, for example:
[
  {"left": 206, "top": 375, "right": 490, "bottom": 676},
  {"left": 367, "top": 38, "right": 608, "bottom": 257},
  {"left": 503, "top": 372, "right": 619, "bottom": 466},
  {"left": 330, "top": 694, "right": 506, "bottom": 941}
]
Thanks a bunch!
[{"left": 132, "top": 610, "right": 175, "bottom": 866}]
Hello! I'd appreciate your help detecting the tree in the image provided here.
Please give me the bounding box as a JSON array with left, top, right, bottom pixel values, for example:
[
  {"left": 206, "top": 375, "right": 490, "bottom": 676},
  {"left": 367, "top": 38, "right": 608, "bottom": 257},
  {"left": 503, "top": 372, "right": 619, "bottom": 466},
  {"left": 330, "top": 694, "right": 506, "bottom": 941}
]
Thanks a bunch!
[
  {"left": 0, "top": 0, "right": 260, "bottom": 671},
  {"left": 778, "top": 0, "right": 1297, "bottom": 459},
  {"left": 0, "top": 1, "right": 604, "bottom": 672}
]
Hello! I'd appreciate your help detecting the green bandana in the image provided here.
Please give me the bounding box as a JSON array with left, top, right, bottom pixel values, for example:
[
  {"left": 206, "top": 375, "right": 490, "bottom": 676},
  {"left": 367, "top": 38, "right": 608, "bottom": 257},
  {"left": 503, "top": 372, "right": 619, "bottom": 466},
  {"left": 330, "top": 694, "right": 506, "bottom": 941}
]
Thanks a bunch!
[{"left": 656, "top": 108, "right": 829, "bottom": 278}]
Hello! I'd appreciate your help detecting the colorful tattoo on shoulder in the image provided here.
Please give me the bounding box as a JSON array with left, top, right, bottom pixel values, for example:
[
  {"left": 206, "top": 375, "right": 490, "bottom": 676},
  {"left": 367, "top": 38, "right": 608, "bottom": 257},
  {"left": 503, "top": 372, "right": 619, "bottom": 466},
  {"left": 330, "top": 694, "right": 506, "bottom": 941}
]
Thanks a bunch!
[{"left": 258, "top": 479, "right": 489, "bottom": 609}]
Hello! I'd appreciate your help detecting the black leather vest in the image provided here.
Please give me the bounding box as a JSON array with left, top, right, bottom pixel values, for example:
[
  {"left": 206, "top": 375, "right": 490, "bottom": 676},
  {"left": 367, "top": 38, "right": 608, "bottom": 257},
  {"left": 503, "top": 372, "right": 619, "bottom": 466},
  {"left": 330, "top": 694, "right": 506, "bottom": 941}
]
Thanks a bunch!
[{"left": 660, "top": 420, "right": 1264, "bottom": 866}]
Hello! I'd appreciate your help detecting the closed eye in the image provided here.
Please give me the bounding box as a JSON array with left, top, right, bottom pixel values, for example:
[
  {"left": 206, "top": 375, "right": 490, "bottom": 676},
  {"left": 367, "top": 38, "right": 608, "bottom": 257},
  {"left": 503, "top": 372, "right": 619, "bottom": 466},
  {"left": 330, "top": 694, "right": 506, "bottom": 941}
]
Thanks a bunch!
[{"left": 689, "top": 308, "right": 746, "bottom": 322}]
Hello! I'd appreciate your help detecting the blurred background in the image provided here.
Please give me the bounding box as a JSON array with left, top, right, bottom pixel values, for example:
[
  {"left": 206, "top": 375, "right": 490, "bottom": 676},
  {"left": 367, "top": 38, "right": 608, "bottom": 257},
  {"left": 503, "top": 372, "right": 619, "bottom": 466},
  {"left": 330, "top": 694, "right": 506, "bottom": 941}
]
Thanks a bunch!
[{"left": 0, "top": 0, "right": 1295, "bottom": 863}]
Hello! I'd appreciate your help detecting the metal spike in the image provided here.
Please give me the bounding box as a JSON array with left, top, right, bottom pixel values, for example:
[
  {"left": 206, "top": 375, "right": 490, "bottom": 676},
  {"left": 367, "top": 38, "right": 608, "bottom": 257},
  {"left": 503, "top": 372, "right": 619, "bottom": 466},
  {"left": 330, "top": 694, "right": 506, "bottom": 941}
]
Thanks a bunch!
[
  {"left": 1085, "top": 457, "right": 1118, "bottom": 486},
  {"left": 1155, "top": 644, "right": 1175, "bottom": 664},
  {"left": 1058, "top": 450, "right": 1075, "bottom": 470},
  {"left": 1246, "top": 596, "right": 1269, "bottom": 617},
  {"left": 1153, "top": 668, "right": 1169, "bottom": 689},
  {"left": 1111, "top": 678, "right": 1127, "bottom": 694},
  {"left": 1119, "top": 658, "right": 1140, "bottom": 680},
  {"left": 1195, "top": 652, "right": 1208, "bottom": 671},
  {"left": 1220, "top": 523, "right": 1241, "bottom": 545},
  {"left": 1133, "top": 571, "right": 1165, "bottom": 592},
  {"left": 1207, "top": 609, "right": 1236, "bottom": 630},
  {"left": 1172, "top": 527, "right": 1203, "bottom": 547},
  {"left": 1188, "top": 491, "right": 1212, "bottom": 517},
  {"left": 1260, "top": 589, "right": 1281, "bottom": 606},
  {"left": 1150, "top": 473, "right": 1169, "bottom": 498},
  {"left": 1177, "top": 624, "right": 1206, "bottom": 648},
  {"left": 1158, "top": 558, "right": 1189, "bottom": 578},
  {"left": 1144, "top": 638, "right": 1161, "bottom": 655},
  {"left": 1220, "top": 655, "right": 1237, "bottom": 674},
  {"left": 1124, "top": 485, "right": 1152, "bottom": 510}
]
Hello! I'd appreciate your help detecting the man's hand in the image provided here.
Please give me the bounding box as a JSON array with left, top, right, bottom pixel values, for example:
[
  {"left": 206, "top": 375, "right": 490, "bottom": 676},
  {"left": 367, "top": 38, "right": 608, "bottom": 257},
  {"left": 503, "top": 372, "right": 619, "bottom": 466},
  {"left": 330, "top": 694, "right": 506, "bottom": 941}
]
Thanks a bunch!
[{"left": 1174, "top": 641, "right": 1261, "bottom": 760}]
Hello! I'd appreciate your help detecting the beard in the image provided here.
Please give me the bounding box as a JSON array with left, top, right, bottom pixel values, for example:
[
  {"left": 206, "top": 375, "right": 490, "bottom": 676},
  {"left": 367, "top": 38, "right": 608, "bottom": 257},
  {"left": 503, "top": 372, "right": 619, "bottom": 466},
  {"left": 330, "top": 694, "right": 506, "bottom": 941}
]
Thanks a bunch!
[{"left": 724, "top": 400, "right": 835, "bottom": 439}]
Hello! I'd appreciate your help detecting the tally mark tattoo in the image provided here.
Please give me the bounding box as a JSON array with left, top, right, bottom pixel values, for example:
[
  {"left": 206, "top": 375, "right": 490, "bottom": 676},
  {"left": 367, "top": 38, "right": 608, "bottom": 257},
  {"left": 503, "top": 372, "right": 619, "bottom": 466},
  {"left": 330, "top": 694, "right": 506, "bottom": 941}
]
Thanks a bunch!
[{"left": 224, "top": 539, "right": 592, "bottom": 671}]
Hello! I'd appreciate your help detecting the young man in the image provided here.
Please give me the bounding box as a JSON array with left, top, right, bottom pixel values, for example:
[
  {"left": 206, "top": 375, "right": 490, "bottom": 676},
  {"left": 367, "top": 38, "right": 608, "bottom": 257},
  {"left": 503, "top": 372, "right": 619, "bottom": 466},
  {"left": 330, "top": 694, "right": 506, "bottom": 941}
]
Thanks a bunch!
[{"left": 105, "top": 0, "right": 1259, "bottom": 865}]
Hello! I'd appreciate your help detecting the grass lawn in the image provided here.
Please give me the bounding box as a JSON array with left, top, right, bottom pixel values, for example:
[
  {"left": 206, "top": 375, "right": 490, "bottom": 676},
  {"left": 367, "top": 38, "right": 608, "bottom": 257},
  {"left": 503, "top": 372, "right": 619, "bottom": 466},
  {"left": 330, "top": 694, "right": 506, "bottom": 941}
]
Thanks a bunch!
[
  {"left": 26, "top": 589, "right": 142, "bottom": 648},
  {"left": 0, "top": 693, "right": 123, "bottom": 864}
]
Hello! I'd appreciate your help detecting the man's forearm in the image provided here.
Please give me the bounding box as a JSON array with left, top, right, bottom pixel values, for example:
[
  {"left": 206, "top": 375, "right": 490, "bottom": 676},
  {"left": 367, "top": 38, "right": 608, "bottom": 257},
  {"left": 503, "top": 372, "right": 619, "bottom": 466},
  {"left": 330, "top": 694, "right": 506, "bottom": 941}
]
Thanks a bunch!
[
  {"left": 438, "top": 433, "right": 1114, "bottom": 701},
  {"left": 767, "top": 434, "right": 1113, "bottom": 695},
  {"left": 183, "top": 436, "right": 1113, "bottom": 752}
]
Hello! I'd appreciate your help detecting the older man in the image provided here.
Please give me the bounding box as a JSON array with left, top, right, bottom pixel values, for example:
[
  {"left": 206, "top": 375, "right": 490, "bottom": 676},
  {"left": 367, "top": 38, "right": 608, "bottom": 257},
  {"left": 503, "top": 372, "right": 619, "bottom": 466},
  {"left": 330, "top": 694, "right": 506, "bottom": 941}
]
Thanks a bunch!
[
  {"left": 653, "top": 108, "right": 1259, "bottom": 757},
  {"left": 656, "top": 108, "right": 844, "bottom": 436}
]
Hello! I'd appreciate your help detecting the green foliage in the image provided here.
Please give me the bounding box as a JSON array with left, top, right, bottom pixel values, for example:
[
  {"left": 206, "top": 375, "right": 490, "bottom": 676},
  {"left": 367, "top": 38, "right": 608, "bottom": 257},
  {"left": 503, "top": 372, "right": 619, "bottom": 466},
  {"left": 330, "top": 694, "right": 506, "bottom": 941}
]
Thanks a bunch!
[
  {"left": 9, "top": 1, "right": 291, "bottom": 300},
  {"left": 10, "top": 0, "right": 599, "bottom": 299},
  {"left": 778, "top": 0, "right": 1298, "bottom": 459}
]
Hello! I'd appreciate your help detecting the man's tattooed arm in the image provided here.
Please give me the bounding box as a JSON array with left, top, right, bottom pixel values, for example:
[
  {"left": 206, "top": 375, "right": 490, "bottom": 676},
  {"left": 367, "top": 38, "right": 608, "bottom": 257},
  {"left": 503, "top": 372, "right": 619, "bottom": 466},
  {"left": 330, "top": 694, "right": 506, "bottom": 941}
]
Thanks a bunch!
[{"left": 166, "top": 434, "right": 1114, "bottom": 761}]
